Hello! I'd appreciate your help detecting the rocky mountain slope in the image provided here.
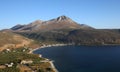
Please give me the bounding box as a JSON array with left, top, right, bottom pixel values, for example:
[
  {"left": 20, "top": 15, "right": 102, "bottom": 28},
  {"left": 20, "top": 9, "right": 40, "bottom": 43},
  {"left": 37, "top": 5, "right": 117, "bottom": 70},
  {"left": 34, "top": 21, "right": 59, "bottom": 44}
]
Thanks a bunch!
[{"left": 11, "top": 15, "right": 93, "bottom": 32}]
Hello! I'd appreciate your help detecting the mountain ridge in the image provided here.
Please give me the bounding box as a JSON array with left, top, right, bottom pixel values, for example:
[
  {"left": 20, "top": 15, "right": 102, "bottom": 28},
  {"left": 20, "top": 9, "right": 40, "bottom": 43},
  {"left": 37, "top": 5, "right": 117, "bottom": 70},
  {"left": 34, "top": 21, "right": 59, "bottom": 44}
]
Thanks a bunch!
[
  {"left": 1, "top": 15, "right": 120, "bottom": 48},
  {"left": 11, "top": 15, "right": 93, "bottom": 32}
]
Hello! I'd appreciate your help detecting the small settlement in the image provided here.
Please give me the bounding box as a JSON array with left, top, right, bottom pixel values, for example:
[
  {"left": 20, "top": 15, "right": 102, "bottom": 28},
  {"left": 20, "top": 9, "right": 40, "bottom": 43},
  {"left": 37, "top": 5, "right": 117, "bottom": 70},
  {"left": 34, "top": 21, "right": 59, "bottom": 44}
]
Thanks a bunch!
[{"left": 0, "top": 47, "right": 58, "bottom": 72}]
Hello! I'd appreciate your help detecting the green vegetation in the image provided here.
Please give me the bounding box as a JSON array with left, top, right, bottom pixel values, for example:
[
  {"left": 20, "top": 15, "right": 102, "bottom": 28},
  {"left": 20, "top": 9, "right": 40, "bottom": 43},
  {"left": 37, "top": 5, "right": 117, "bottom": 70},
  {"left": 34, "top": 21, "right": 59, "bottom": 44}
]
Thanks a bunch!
[
  {"left": 66, "top": 29, "right": 120, "bottom": 45},
  {"left": 17, "top": 29, "right": 120, "bottom": 45},
  {"left": 0, "top": 48, "right": 43, "bottom": 65},
  {"left": 0, "top": 67, "right": 19, "bottom": 72},
  {"left": 0, "top": 47, "right": 55, "bottom": 72}
]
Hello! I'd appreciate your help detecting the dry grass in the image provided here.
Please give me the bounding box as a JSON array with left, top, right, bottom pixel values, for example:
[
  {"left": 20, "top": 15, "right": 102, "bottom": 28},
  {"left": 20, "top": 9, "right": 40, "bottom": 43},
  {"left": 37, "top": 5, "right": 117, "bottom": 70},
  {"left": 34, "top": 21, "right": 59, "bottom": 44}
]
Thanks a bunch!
[
  {"left": 30, "top": 62, "right": 55, "bottom": 72},
  {"left": 0, "top": 65, "right": 6, "bottom": 69},
  {"left": 17, "top": 64, "right": 32, "bottom": 72},
  {"left": 0, "top": 31, "right": 33, "bottom": 51}
]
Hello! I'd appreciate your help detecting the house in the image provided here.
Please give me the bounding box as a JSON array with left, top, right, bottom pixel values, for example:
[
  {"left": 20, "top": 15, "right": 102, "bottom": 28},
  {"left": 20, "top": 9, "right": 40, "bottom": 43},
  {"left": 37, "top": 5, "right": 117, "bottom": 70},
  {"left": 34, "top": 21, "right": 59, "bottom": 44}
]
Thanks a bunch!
[
  {"left": 39, "top": 54, "right": 42, "bottom": 57},
  {"left": 5, "top": 62, "right": 14, "bottom": 67},
  {"left": 21, "top": 60, "right": 33, "bottom": 64},
  {"left": 6, "top": 49, "right": 11, "bottom": 52}
]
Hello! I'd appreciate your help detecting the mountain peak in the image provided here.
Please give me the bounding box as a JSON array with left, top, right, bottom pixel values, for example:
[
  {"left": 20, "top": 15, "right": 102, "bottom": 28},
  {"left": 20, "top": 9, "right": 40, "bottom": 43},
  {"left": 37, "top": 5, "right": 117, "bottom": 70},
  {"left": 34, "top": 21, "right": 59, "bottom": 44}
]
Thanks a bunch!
[
  {"left": 11, "top": 15, "right": 94, "bottom": 32},
  {"left": 56, "top": 15, "right": 70, "bottom": 21}
]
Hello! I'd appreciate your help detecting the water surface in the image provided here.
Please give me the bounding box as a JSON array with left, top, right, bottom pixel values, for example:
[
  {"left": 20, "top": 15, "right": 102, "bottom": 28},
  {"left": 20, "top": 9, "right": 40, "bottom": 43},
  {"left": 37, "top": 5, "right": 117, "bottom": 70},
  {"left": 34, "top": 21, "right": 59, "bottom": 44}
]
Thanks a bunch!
[{"left": 34, "top": 45, "right": 120, "bottom": 72}]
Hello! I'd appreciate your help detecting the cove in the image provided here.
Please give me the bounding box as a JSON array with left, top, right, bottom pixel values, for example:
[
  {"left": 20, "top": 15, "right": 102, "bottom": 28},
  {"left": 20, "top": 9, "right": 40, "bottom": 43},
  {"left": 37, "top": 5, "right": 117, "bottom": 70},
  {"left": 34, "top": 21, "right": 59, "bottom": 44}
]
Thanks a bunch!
[{"left": 33, "top": 45, "right": 120, "bottom": 72}]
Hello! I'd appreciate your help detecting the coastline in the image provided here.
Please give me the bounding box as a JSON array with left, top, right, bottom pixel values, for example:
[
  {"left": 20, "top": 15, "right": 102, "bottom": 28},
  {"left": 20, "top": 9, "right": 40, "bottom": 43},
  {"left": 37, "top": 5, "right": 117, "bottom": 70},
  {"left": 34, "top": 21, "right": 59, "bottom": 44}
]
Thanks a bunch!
[
  {"left": 30, "top": 43, "right": 71, "bottom": 72},
  {"left": 29, "top": 43, "right": 71, "bottom": 54},
  {"left": 49, "top": 60, "right": 59, "bottom": 72},
  {"left": 30, "top": 44, "right": 120, "bottom": 72}
]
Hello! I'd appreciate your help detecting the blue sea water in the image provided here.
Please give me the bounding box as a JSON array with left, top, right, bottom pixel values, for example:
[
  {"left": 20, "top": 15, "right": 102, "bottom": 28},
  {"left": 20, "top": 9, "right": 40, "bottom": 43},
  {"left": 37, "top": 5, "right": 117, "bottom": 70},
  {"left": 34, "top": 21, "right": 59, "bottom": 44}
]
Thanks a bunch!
[{"left": 34, "top": 45, "right": 120, "bottom": 72}]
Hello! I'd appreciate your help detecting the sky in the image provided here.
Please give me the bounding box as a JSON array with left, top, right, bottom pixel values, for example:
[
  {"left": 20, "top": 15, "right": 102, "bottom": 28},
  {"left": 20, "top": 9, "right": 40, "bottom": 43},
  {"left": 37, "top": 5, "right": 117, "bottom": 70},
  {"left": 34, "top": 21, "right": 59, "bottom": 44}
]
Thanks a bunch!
[{"left": 0, "top": 0, "right": 120, "bottom": 29}]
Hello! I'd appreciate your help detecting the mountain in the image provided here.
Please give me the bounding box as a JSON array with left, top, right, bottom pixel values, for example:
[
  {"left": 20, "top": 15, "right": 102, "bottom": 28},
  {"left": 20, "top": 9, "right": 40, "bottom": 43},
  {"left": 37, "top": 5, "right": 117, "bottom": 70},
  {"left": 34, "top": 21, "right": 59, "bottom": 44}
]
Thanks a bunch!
[
  {"left": 7, "top": 15, "right": 120, "bottom": 45},
  {"left": 17, "top": 28, "right": 120, "bottom": 45},
  {"left": 11, "top": 15, "right": 93, "bottom": 32}
]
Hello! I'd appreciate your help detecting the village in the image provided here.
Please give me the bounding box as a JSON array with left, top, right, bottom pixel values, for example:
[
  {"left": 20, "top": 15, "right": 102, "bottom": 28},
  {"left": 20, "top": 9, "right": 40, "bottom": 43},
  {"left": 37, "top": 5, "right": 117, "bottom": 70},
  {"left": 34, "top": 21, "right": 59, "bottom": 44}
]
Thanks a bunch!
[{"left": 0, "top": 43, "right": 73, "bottom": 72}]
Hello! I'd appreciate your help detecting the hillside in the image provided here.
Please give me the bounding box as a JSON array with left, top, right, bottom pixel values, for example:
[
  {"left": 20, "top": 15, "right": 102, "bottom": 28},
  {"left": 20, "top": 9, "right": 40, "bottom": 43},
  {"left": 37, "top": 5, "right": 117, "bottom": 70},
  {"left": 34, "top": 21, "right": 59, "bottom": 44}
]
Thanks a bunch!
[
  {"left": 66, "top": 29, "right": 120, "bottom": 45},
  {"left": 14, "top": 28, "right": 120, "bottom": 45},
  {"left": 0, "top": 31, "right": 33, "bottom": 51},
  {"left": 9, "top": 15, "right": 120, "bottom": 45}
]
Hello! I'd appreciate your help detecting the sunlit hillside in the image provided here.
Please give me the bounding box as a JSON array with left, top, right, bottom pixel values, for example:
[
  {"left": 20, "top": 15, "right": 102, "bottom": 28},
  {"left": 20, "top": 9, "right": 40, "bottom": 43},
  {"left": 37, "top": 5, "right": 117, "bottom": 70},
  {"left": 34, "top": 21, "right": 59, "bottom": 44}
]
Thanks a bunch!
[{"left": 0, "top": 31, "right": 33, "bottom": 51}]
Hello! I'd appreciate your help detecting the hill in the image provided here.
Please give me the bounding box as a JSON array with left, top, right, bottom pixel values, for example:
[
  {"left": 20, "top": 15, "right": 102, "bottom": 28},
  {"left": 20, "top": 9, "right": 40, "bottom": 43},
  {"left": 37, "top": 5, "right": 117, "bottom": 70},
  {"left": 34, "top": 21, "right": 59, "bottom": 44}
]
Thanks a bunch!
[
  {"left": 13, "top": 28, "right": 120, "bottom": 45},
  {"left": 66, "top": 29, "right": 120, "bottom": 45},
  {"left": 0, "top": 30, "right": 33, "bottom": 51}
]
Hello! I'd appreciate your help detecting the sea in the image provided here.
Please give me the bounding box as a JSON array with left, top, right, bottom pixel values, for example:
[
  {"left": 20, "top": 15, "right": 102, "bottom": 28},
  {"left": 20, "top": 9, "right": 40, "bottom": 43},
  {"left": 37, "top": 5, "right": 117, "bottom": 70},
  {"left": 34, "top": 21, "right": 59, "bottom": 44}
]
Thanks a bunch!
[{"left": 33, "top": 45, "right": 120, "bottom": 72}]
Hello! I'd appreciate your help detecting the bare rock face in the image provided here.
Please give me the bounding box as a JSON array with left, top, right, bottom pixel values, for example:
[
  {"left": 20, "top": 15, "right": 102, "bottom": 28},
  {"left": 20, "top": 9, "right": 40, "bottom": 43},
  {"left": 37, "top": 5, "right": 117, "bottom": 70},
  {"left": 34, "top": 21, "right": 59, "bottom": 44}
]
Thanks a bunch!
[
  {"left": 11, "top": 15, "right": 93, "bottom": 32},
  {"left": 56, "top": 15, "right": 71, "bottom": 21}
]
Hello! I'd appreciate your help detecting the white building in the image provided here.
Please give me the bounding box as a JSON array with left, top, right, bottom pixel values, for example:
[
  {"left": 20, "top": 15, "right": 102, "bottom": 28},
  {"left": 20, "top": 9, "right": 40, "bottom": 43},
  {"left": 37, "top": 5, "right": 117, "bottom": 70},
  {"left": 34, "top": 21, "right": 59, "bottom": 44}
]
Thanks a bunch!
[{"left": 21, "top": 60, "right": 33, "bottom": 64}]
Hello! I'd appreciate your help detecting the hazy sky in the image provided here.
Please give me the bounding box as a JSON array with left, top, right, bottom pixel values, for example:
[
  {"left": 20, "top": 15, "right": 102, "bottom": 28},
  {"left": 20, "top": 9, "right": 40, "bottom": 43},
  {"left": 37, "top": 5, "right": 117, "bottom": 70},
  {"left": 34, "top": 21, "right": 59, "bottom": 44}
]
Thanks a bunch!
[{"left": 0, "top": 0, "right": 120, "bottom": 29}]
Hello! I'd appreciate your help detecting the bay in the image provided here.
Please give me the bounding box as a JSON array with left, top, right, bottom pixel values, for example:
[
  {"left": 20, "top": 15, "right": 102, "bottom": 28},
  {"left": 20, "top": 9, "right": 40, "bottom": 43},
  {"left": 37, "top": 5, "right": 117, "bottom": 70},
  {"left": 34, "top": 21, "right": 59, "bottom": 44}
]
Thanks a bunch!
[{"left": 33, "top": 45, "right": 120, "bottom": 72}]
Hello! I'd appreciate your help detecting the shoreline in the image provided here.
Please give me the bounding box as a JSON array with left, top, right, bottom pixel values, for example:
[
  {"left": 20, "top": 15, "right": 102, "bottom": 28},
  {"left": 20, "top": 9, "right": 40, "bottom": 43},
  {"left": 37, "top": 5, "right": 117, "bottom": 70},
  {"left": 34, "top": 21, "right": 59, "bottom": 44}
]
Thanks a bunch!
[
  {"left": 30, "top": 43, "right": 71, "bottom": 72},
  {"left": 49, "top": 60, "right": 59, "bottom": 72},
  {"left": 30, "top": 44, "right": 120, "bottom": 72},
  {"left": 30, "top": 43, "right": 72, "bottom": 54}
]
